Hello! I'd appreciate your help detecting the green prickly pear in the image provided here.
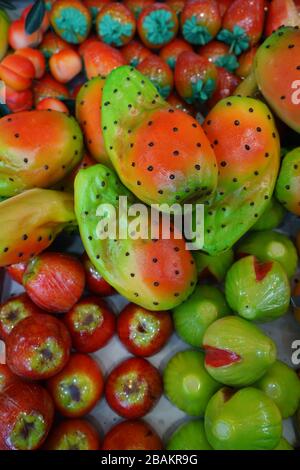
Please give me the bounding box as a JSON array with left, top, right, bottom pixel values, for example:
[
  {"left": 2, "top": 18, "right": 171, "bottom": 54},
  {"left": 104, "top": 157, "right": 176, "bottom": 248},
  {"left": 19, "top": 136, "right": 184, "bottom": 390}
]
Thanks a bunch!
[
  {"left": 0, "top": 110, "right": 83, "bottom": 197},
  {"left": 75, "top": 77, "right": 110, "bottom": 166},
  {"left": 200, "top": 96, "right": 280, "bottom": 255},
  {"left": 74, "top": 164, "right": 197, "bottom": 311},
  {"left": 101, "top": 66, "right": 217, "bottom": 208},
  {"left": 275, "top": 147, "right": 300, "bottom": 215},
  {"left": 254, "top": 26, "right": 300, "bottom": 133},
  {"left": 0, "top": 189, "right": 75, "bottom": 267}
]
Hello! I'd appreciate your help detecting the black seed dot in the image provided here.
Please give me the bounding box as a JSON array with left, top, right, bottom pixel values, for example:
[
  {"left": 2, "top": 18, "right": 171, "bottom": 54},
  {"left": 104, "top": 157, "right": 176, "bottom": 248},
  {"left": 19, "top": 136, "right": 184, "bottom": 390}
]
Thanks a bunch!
[
  {"left": 168, "top": 108, "right": 174, "bottom": 113},
  {"left": 141, "top": 80, "right": 145, "bottom": 84},
  {"left": 125, "top": 252, "right": 130, "bottom": 256},
  {"left": 175, "top": 270, "right": 179, "bottom": 275},
  {"left": 158, "top": 189, "right": 163, "bottom": 194},
  {"left": 249, "top": 108, "right": 254, "bottom": 113},
  {"left": 254, "top": 213, "right": 258, "bottom": 218},
  {"left": 3, "top": 247, "right": 8, "bottom": 252},
  {"left": 254, "top": 171, "right": 259, "bottom": 176},
  {"left": 96, "top": 255, "right": 100, "bottom": 259},
  {"left": 250, "top": 202, "right": 255, "bottom": 206},
  {"left": 174, "top": 247, "right": 179, "bottom": 252},
  {"left": 148, "top": 121, "right": 153, "bottom": 126},
  {"left": 196, "top": 142, "right": 201, "bottom": 148},
  {"left": 214, "top": 140, "right": 218, "bottom": 145},
  {"left": 192, "top": 123, "right": 197, "bottom": 128},
  {"left": 130, "top": 273, "right": 135, "bottom": 277},
  {"left": 131, "top": 162, "right": 135, "bottom": 167},
  {"left": 147, "top": 165, "right": 153, "bottom": 171},
  {"left": 88, "top": 236, "right": 92, "bottom": 240},
  {"left": 264, "top": 195, "right": 269, "bottom": 200},
  {"left": 148, "top": 142, "right": 154, "bottom": 147},
  {"left": 222, "top": 207, "right": 226, "bottom": 212},
  {"left": 280, "top": 96, "right": 286, "bottom": 100},
  {"left": 104, "top": 101, "right": 110, "bottom": 106},
  {"left": 285, "top": 185, "right": 290, "bottom": 190},
  {"left": 294, "top": 164, "right": 298, "bottom": 169},
  {"left": 137, "top": 91, "right": 141, "bottom": 96},
  {"left": 44, "top": 165, "right": 49, "bottom": 170},
  {"left": 22, "top": 234, "right": 28, "bottom": 240},
  {"left": 128, "top": 104, "right": 132, "bottom": 109},
  {"left": 297, "top": 65, "right": 300, "bottom": 70},
  {"left": 175, "top": 195, "right": 180, "bottom": 200},
  {"left": 195, "top": 164, "right": 201, "bottom": 170},
  {"left": 84, "top": 211, "right": 88, "bottom": 215},
  {"left": 153, "top": 302, "right": 159, "bottom": 306},
  {"left": 256, "top": 127, "right": 262, "bottom": 132},
  {"left": 130, "top": 143, "right": 134, "bottom": 148},
  {"left": 152, "top": 100, "right": 156, "bottom": 104},
  {"left": 38, "top": 236, "right": 42, "bottom": 242},
  {"left": 137, "top": 181, "right": 141, "bottom": 185},
  {"left": 173, "top": 150, "right": 179, "bottom": 156},
  {"left": 103, "top": 126, "right": 107, "bottom": 130},
  {"left": 220, "top": 161, "right": 227, "bottom": 167},
  {"left": 169, "top": 174, "right": 175, "bottom": 180},
  {"left": 266, "top": 45, "right": 270, "bottom": 49},
  {"left": 173, "top": 127, "right": 178, "bottom": 132},
  {"left": 114, "top": 120, "right": 118, "bottom": 124},
  {"left": 154, "top": 281, "right": 159, "bottom": 287},
  {"left": 15, "top": 133, "right": 19, "bottom": 138},
  {"left": 272, "top": 132, "right": 276, "bottom": 138},
  {"left": 152, "top": 258, "right": 158, "bottom": 263},
  {"left": 206, "top": 120, "right": 211, "bottom": 125},
  {"left": 18, "top": 252, "right": 23, "bottom": 257},
  {"left": 233, "top": 178, "right": 238, "bottom": 182},
  {"left": 113, "top": 89, "right": 118, "bottom": 93},
  {"left": 174, "top": 293, "right": 179, "bottom": 297},
  {"left": 267, "top": 115, "right": 271, "bottom": 120},
  {"left": 245, "top": 145, "right": 250, "bottom": 151},
  {"left": 265, "top": 152, "right": 269, "bottom": 158},
  {"left": 134, "top": 292, "right": 139, "bottom": 297},
  {"left": 288, "top": 44, "right": 295, "bottom": 48},
  {"left": 234, "top": 120, "right": 240, "bottom": 126},
  {"left": 226, "top": 102, "right": 232, "bottom": 106}
]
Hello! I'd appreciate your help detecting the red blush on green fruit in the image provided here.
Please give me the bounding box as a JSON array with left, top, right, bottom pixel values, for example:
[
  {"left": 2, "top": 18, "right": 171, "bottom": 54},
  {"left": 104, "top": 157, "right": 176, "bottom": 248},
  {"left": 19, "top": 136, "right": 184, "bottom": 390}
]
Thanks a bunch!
[{"left": 204, "top": 346, "right": 241, "bottom": 368}]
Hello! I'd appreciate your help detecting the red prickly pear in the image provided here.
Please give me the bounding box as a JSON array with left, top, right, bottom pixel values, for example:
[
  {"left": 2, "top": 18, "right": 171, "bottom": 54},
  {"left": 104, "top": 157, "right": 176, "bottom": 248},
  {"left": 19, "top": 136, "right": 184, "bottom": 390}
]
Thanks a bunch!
[
  {"left": 218, "top": 0, "right": 234, "bottom": 17},
  {"left": 137, "top": 3, "right": 179, "bottom": 49},
  {"left": 175, "top": 51, "right": 218, "bottom": 104},
  {"left": 121, "top": 39, "right": 152, "bottom": 67},
  {"left": 265, "top": 0, "right": 300, "bottom": 37},
  {"left": 181, "top": 0, "right": 221, "bottom": 46},
  {"left": 33, "top": 73, "right": 70, "bottom": 104},
  {"left": 74, "top": 164, "right": 197, "bottom": 310},
  {"left": 83, "top": 0, "right": 110, "bottom": 20},
  {"left": 101, "top": 66, "right": 217, "bottom": 207},
  {"left": 201, "top": 96, "right": 280, "bottom": 255},
  {"left": 50, "top": 0, "right": 92, "bottom": 44},
  {"left": 137, "top": 55, "right": 174, "bottom": 98},
  {"left": 254, "top": 26, "right": 300, "bottom": 133},
  {"left": 217, "top": 0, "right": 265, "bottom": 54},
  {"left": 159, "top": 38, "right": 193, "bottom": 70},
  {"left": 166, "top": 0, "right": 185, "bottom": 17},
  {"left": 76, "top": 77, "right": 110, "bottom": 166},
  {"left": 275, "top": 147, "right": 300, "bottom": 215},
  {"left": 82, "top": 40, "right": 126, "bottom": 79},
  {"left": 0, "top": 188, "right": 75, "bottom": 267},
  {"left": 0, "top": 110, "right": 83, "bottom": 197},
  {"left": 95, "top": 2, "right": 136, "bottom": 47}
]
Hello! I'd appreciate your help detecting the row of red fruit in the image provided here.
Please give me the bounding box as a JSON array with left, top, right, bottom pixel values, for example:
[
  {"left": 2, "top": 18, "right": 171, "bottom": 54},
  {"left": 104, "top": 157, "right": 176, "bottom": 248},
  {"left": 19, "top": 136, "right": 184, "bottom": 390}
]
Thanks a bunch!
[
  {"left": 0, "top": 251, "right": 172, "bottom": 449},
  {"left": 2, "top": 0, "right": 299, "bottom": 114}
]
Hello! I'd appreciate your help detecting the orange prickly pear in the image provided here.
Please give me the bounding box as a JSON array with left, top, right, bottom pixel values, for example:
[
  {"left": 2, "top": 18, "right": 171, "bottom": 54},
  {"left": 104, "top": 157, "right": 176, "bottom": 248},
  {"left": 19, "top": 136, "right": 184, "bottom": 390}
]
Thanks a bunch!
[
  {"left": 201, "top": 96, "right": 280, "bottom": 254},
  {"left": 254, "top": 26, "right": 300, "bottom": 133},
  {"left": 0, "top": 189, "right": 75, "bottom": 267},
  {"left": 275, "top": 147, "right": 300, "bottom": 215},
  {"left": 76, "top": 77, "right": 110, "bottom": 166},
  {"left": 0, "top": 110, "right": 83, "bottom": 197},
  {"left": 101, "top": 66, "right": 217, "bottom": 208},
  {"left": 75, "top": 164, "right": 197, "bottom": 310},
  {"left": 264, "top": 0, "right": 300, "bottom": 37}
]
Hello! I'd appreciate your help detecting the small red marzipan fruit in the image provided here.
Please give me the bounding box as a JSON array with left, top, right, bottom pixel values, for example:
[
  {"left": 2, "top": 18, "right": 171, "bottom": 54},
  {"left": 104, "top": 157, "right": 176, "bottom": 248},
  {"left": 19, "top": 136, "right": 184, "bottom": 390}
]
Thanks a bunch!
[
  {"left": 102, "top": 420, "right": 163, "bottom": 450},
  {"left": 82, "top": 252, "right": 115, "bottom": 296},
  {"left": 0, "top": 292, "right": 42, "bottom": 340},
  {"left": 0, "top": 381, "right": 54, "bottom": 450},
  {"left": 6, "top": 313, "right": 71, "bottom": 380},
  {"left": 0, "top": 364, "right": 19, "bottom": 392},
  {"left": 64, "top": 296, "right": 115, "bottom": 353},
  {"left": 117, "top": 303, "right": 173, "bottom": 356},
  {"left": 23, "top": 252, "right": 85, "bottom": 313},
  {"left": 44, "top": 419, "right": 101, "bottom": 450},
  {"left": 47, "top": 353, "right": 104, "bottom": 418},
  {"left": 105, "top": 357, "right": 162, "bottom": 419}
]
